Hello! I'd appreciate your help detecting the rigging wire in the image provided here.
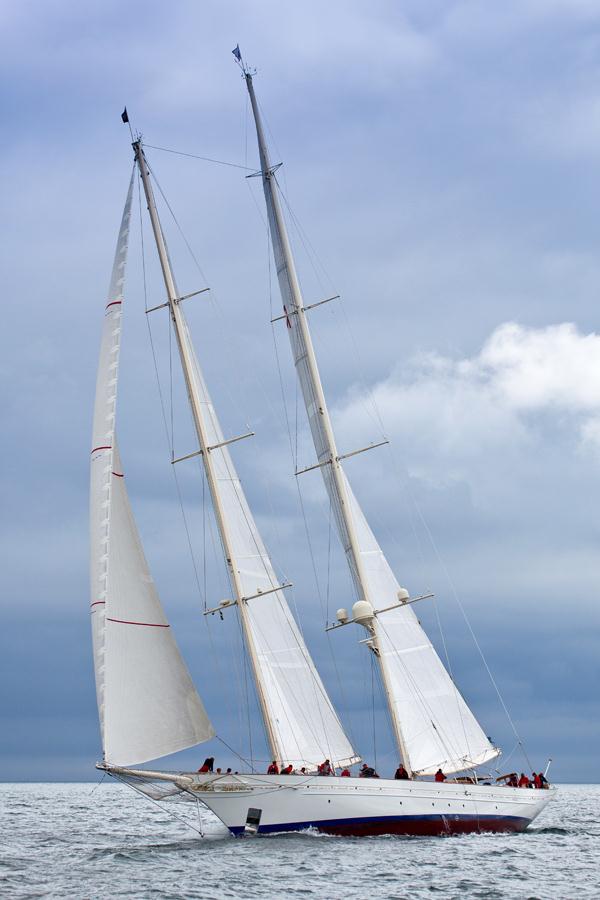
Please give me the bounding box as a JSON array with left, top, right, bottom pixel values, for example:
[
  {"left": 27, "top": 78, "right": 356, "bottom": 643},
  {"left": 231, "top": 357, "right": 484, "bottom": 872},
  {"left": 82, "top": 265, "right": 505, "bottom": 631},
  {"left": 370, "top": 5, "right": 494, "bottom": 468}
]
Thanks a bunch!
[
  {"left": 110, "top": 771, "right": 206, "bottom": 838},
  {"left": 143, "top": 142, "right": 255, "bottom": 171},
  {"left": 267, "top": 162, "right": 532, "bottom": 770},
  {"left": 137, "top": 169, "right": 206, "bottom": 608},
  {"left": 142, "top": 150, "right": 361, "bottom": 768}
]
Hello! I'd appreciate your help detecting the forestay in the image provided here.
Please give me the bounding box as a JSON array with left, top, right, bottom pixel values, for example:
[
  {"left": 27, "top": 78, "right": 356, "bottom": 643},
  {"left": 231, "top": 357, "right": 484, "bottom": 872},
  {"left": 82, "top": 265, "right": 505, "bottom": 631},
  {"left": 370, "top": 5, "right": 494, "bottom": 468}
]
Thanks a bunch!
[
  {"left": 176, "top": 312, "right": 358, "bottom": 769},
  {"left": 90, "top": 173, "right": 214, "bottom": 767},
  {"left": 245, "top": 72, "right": 498, "bottom": 776}
]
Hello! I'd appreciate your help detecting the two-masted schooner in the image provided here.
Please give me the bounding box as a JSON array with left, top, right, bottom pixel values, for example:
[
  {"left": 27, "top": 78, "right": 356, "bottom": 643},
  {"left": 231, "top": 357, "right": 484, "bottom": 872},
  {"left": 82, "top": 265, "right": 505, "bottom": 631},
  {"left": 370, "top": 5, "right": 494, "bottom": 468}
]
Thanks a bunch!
[{"left": 90, "top": 56, "right": 553, "bottom": 836}]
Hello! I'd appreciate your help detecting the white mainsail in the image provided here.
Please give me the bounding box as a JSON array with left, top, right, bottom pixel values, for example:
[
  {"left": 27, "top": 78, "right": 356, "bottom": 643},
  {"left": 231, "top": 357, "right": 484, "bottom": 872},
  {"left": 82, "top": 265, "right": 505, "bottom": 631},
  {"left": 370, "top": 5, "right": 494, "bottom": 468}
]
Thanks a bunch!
[
  {"left": 244, "top": 70, "right": 498, "bottom": 775},
  {"left": 134, "top": 145, "right": 358, "bottom": 770},
  {"left": 90, "top": 173, "right": 214, "bottom": 767}
]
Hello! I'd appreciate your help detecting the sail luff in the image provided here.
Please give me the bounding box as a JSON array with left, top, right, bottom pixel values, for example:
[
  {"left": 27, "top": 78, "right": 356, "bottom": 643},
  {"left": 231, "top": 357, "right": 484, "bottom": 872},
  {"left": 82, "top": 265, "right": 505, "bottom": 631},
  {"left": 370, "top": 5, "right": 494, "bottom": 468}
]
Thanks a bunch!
[
  {"left": 245, "top": 72, "right": 498, "bottom": 776},
  {"left": 134, "top": 142, "right": 357, "bottom": 769},
  {"left": 90, "top": 171, "right": 214, "bottom": 767}
]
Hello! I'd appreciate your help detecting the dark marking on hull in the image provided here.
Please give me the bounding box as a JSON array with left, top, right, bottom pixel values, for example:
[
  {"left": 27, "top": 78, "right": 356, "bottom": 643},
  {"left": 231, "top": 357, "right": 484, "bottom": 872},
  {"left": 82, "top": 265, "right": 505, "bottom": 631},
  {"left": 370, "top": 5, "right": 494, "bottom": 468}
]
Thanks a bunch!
[{"left": 230, "top": 814, "right": 530, "bottom": 837}]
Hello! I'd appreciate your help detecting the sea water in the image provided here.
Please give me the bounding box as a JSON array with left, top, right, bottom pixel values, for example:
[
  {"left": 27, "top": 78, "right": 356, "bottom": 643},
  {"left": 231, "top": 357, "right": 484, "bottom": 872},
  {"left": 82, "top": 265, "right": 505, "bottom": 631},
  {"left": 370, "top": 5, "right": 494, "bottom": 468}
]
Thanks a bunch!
[{"left": 0, "top": 782, "right": 598, "bottom": 899}]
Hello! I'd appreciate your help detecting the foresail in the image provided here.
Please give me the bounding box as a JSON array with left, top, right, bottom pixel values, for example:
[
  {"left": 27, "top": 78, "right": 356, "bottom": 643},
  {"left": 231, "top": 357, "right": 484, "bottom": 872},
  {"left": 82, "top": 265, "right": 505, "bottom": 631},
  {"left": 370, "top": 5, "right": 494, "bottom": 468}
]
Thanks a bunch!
[
  {"left": 90, "top": 172, "right": 213, "bottom": 767},
  {"left": 179, "top": 314, "right": 358, "bottom": 769}
]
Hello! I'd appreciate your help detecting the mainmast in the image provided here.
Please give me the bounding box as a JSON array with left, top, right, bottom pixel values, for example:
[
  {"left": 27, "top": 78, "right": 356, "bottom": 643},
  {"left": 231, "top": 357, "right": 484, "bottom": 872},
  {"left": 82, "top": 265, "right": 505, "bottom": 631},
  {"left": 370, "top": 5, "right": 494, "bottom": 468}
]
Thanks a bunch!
[
  {"left": 133, "top": 141, "right": 280, "bottom": 762},
  {"left": 242, "top": 73, "right": 412, "bottom": 773}
]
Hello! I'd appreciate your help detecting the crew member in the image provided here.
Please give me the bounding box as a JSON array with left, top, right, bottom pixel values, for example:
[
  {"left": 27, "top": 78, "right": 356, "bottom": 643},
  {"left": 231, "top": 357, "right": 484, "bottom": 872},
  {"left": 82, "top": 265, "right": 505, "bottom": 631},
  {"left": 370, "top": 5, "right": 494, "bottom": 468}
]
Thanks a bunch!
[
  {"left": 267, "top": 760, "right": 279, "bottom": 775},
  {"left": 434, "top": 769, "right": 446, "bottom": 783},
  {"left": 395, "top": 764, "right": 409, "bottom": 780}
]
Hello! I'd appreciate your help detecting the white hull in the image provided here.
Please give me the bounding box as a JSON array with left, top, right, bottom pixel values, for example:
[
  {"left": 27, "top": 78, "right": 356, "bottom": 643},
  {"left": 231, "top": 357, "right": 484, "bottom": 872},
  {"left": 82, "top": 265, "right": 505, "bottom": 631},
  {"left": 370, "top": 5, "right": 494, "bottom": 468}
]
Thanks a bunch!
[{"left": 187, "top": 774, "right": 554, "bottom": 837}]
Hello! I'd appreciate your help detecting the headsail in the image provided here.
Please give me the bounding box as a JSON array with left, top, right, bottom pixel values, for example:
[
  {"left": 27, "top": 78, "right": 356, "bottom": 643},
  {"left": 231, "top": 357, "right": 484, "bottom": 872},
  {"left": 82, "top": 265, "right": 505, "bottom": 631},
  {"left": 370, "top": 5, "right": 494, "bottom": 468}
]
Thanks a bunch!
[
  {"left": 244, "top": 70, "right": 499, "bottom": 776},
  {"left": 134, "top": 144, "right": 358, "bottom": 770},
  {"left": 90, "top": 172, "right": 214, "bottom": 767}
]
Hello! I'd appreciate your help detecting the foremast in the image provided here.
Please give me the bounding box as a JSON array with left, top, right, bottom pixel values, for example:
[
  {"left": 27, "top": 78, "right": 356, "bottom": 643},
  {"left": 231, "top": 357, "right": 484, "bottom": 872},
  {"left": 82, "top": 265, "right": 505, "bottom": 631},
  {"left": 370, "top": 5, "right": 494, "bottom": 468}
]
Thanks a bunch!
[
  {"left": 243, "top": 76, "right": 412, "bottom": 774},
  {"left": 133, "top": 142, "right": 280, "bottom": 762}
]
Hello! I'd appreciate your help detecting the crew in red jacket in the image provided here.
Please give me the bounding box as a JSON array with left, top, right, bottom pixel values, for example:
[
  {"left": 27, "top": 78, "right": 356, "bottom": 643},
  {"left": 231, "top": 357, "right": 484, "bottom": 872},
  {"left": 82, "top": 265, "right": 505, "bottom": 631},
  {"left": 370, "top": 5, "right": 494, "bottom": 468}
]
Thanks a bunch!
[
  {"left": 267, "top": 760, "right": 279, "bottom": 775},
  {"left": 518, "top": 773, "right": 530, "bottom": 788},
  {"left": 434, "top": 769, "right": 446, "bottom": 783}
]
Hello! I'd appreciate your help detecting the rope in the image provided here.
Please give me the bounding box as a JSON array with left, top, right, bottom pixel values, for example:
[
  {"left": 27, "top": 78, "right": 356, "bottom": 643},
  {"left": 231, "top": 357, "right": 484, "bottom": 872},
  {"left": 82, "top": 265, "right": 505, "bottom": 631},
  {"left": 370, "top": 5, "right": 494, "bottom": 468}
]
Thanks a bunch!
[
  {"left": 138, "top": 172, "right": 206, "bottom": 608},
  {"left": 110, "top": 771, "right": 206, "bottom": 838},
  {"left": 265, "top": 162, "right": 531, "bottom": 774},
  {"left": 143, "top": 142, "right": 255, "bottom": 171}
]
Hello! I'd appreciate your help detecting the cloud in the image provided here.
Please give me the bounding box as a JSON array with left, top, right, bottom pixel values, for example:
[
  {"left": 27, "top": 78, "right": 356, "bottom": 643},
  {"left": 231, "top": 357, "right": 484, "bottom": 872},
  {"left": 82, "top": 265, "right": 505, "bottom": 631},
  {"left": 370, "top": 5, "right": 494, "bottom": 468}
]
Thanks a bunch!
[{"left": 336, "top": 322, "right": 600, "bottom": 485}]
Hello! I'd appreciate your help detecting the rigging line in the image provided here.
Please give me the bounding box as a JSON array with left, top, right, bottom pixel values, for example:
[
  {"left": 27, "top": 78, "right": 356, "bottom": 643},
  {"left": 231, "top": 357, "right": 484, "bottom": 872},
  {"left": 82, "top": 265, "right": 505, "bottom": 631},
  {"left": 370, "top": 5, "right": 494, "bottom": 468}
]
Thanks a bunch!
[
  {"left": 145, "top": 161, "right": 211, "bottom": 287},
  {"left": 242, "top": 592, "right": 351, "bottom": 766},
  {"left": 215, "top": 734, "right": 256, "bottom": 773},
  {"left": 375, "top": 615, "right": 479, "bottom": 772},
  {"left": 138, "top": 172, "right": 206, "bottom": 607},
  {"left": 169, "top": 305, "right": 174, "bottom": 453},
  {"left": 430, "top": 589, "right": 474, "bottom": 770},
  {"left": 144, "top": 161, "right": 347, "bottom": 763},
  {"left": 268, "top": 253, "right": 360, "bottom": 756},
  {"left": 202, "top": 466, "right": 207, "bottom": 610},
  {"left": 326, "top": 494, "right": 332, "bottom": 626},
  {"left": 143, "top": 142, "right": 255, "bottom": 171},
  {"left": 110, "top": 772, "right": 205, "bottom": 838},
  {"left": 275, "top": 176, "right": 333, "bottom": 297},
  {"left": 371, "top": 651, "right": 377, "bottom": 770},
  {"left": 271, "top": 168, "right": 496, "bottom": 763},
  {"left": 408, "top": 504, "right": 532, "bottom": 769}
]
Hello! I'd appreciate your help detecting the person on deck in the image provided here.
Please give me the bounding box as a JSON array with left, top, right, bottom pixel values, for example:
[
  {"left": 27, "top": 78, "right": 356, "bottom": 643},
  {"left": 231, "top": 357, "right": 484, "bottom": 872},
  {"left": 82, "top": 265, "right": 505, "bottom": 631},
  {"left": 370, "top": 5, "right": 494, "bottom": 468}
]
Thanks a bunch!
[
  {"left": 395, "top": 764, "right": 409, "bottom": 780},
  {"left": 533, "top": 772, "right": 542, "bottom": 789},
  {"left": 434, "top": 769, "right": 446, "bottom": 783},
  {"left": 359, "top": 763, "right": 379, "bottom": 778},
  {"left": 267, "top": 761, "right": 279, "bottom": 775},
  {"left": 281, "top": 764, "right": 294, "bottom": 775},
  {"left": 507, "top": 774, "right": 518, "bottom": 787},
  {"left": 340, "top": 768, "right": 351, "bottom": 777},
  {"left": 539, "top": 772, "right": 549, "bottom": 789},
  {"left": 318, "top": 759, "right": 332, "bottom": 776},
  {"left": 518, "top": 773, "right": 530, "bottom": 788},
  {"left": 197, "top": 757, "right": 214, "bottom": 773}
]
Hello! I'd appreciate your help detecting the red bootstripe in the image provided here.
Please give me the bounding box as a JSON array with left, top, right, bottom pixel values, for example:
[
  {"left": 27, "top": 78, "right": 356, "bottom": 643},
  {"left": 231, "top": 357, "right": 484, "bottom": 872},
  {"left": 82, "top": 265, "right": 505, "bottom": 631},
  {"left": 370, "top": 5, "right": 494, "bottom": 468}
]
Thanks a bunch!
[
  {"left": 91, "top": 445, "right": 112, "bottom": 454},
  {"left": 107, "top": 617, "right": 169, "bottom": 628},
  {"left": 105, "top": 301, "right": 122, "bottom": 309}
]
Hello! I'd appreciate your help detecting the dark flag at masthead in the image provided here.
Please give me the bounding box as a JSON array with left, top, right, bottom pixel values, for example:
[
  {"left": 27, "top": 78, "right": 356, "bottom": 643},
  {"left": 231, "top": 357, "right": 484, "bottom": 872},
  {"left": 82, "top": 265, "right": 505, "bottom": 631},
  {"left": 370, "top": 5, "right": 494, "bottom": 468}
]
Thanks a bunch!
[{"left": 121, "top": 108, "right": 129, "bottom": 124}]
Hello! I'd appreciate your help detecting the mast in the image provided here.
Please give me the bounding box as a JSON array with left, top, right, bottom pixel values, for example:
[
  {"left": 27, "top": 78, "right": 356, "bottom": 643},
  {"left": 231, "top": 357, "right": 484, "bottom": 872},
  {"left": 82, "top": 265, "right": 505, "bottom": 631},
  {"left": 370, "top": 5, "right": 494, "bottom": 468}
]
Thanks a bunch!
[
  {"left": 243, "top": 74, "right": 412, "bottom": 774},
  {"left": 133, "top": 141, "right": 281, "bottom": 763}
]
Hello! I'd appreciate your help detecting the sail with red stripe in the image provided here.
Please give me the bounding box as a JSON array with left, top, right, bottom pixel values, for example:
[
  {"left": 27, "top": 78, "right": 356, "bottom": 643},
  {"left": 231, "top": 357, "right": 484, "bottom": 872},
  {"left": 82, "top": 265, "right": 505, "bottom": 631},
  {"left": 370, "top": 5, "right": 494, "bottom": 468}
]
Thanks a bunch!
[{"left": 90, "top": 172, "right": 214, "bottom": 767}]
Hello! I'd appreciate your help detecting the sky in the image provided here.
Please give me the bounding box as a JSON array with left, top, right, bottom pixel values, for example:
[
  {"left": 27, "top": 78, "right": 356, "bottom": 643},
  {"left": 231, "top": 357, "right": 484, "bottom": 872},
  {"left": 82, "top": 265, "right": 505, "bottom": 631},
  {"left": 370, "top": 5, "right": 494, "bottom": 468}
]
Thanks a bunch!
[{"left": 1, "top": 0, "right": 600, "bottom": 784}]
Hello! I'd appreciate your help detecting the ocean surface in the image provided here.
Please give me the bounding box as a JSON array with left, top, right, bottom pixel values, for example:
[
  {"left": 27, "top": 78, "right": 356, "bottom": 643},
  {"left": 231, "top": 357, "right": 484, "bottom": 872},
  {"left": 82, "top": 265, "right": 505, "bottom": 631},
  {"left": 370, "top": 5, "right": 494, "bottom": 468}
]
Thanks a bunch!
[{"left": 1, "top": 782, "right": 598, "bottom": 899}]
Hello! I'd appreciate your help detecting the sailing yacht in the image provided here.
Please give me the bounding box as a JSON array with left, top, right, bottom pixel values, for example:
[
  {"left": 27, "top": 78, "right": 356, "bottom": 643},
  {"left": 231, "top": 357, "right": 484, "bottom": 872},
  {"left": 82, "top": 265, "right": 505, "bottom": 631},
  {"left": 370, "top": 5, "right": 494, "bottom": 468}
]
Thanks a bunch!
[{"left": 90, "top": 63, "right": 554, "bottom": 836}]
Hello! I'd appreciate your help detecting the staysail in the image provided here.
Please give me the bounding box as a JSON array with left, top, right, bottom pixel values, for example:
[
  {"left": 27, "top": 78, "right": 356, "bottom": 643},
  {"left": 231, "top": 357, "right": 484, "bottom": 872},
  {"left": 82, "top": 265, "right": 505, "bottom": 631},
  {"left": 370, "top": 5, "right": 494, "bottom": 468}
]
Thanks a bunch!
[
  {"left": 134, "top": 144, "right": 358, "bottom": 770},
  {"left": 244, "top": 69, "right": 498, "bottom": 775},
  {"left": 90, "top": 172, "right": 214, "bottom": 767}
]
